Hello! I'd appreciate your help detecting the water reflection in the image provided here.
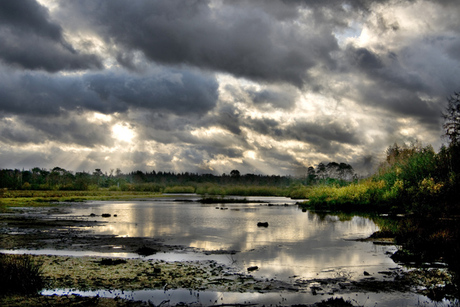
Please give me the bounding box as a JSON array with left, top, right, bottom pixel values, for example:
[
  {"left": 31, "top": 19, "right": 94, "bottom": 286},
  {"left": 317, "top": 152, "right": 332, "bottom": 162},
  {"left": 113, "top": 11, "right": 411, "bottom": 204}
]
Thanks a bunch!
[
  {"left": 41, "top": 288, "right": 438, "bottom": 307},
  {"left": 64, "top": 196, "right": 397, "bottom": 280}
]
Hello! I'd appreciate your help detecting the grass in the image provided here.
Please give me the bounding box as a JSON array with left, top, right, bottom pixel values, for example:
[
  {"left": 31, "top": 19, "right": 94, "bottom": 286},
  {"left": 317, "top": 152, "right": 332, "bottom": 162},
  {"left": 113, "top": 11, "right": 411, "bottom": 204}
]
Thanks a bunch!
[
  {"left": 0, "top": 190, "right": 163, "bottom": 212},
  {"left": 298, "top": 180, "right": 392, "bottom": 212},
  {"left": 0, "top": 254, "right": 45, "bottom": 295},
  {"left": 196, "top": 184, "right": 287, "bottom": 196}
]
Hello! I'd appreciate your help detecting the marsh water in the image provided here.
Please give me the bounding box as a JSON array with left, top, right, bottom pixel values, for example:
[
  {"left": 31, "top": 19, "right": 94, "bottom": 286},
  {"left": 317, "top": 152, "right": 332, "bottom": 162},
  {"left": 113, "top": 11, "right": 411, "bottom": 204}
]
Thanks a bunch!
[
  {"left": 65, "top": 195, "right": 395, "bottom": 280},
  {"left": 4, "top": 195, "right": 448, "bottom": 305}
]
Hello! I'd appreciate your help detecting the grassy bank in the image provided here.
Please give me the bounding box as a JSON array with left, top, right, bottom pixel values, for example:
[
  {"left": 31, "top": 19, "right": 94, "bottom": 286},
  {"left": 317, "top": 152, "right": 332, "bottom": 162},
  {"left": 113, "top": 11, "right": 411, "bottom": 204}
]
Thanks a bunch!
[
  {"left": 297, "top": 143, "right": 460, "bottom": 216},
  {"left": 0, "top": 184, "right": 294, "bottom": 212},
  {"left": 0, "top": 190, "right": 163, "bottom": 212}
]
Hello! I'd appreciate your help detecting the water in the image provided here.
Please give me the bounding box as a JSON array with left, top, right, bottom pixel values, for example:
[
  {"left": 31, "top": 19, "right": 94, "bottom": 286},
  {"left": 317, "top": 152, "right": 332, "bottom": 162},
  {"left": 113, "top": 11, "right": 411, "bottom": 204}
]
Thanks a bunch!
[
  {"left": 58, "top": 195, "right": 395, "bottom": 281},
  {"left": 40, "top": 288, "right": 438, "bottom": 306},
  {"left": 3, "top": 195, "right": 445, "bottom": 305}
]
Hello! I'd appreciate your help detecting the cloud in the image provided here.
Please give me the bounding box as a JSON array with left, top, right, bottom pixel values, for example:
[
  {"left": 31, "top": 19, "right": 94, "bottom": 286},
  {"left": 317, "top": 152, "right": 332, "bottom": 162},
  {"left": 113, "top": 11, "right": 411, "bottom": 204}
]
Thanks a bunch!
[
  {"left": 249, "top": 88, "right": 298, "bottom": 110},
  {"left": 56, "top": 0, "right": 344, "bottom": 86},
  {"left": 0, "top": 0, "right": 459, "bottom": 176},
  {"left": 0, "top": 0, "right": 62, "bottom": 40},
  {"left": 0, "top": 114, "right": 113, "bottom": 148},
  {"left": 85, "top": 69, "right": 219, "bottom": 116},
  {"left": 0, "top": 0, "right": 102, "bottom": 71},
  {"left": 244, "top": 116, "right": 361, "bottom": 155},
  {"left": 0, "top": 66, "right": 219, "bottom": 117}
]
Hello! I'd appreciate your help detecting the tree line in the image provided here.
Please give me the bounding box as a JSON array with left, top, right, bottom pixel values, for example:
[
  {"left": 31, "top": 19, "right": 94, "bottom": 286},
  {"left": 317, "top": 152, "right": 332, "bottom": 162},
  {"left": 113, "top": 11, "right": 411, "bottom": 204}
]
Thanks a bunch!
[{"left": 0, "top": 162, "right": 356, "bottom": 192}]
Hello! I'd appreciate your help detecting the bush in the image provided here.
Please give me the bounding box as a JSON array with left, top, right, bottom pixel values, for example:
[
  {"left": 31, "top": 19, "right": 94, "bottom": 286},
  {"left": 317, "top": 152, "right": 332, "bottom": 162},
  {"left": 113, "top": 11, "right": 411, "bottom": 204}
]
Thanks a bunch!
[
  {"left": 288, "top": 184, "right": 310, "bottom": 199},
  {"left": 21, "top": 182, "right": 31, "bottom": 190},
  {"left": 302, "top": 180, "right": 389, "bottom": 211},
  {"left": 0, "top": 254, "right": 45, "bottom": 295}
]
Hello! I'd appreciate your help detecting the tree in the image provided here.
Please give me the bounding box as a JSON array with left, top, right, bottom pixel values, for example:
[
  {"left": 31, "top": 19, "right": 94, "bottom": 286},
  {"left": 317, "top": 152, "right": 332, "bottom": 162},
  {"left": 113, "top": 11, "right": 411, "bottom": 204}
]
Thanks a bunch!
[
  {"left": 442, "top": 92, "right": 460, "bottom": 146},
  {"left": 316, "top": 163, "right": 326, "bottom": 180},
  {"left": 307, "top": 166, "right": 316, "bottom": 184},
  {"left": 230, "top": 170, "right": 240, "bottom": 178},
  {"left": 338, "top": 163, "right": 354, "bottom": 181}
]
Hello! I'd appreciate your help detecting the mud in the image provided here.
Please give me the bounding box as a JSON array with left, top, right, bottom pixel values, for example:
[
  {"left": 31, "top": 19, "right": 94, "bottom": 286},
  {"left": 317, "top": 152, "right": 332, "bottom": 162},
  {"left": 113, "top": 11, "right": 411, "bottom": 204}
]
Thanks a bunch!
[{"left": 0, "top": 207, "right": 179, "bottom": 255}]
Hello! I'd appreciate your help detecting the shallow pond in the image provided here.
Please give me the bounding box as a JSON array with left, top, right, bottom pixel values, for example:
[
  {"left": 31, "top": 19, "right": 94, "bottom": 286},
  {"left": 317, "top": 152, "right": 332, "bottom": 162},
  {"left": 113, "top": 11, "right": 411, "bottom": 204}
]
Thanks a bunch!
[
  {"left": 58, "top": 195, "right": 396, "bottom": 280},
  {"left": 3, "top": 195, "right": 450, "bottom": 306}
]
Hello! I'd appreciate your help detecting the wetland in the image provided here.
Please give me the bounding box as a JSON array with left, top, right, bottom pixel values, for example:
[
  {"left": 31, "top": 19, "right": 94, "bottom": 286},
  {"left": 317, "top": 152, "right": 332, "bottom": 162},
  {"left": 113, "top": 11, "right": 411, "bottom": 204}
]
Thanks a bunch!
[{"left": 0, "top": 194, "right": 457, "bottom": 306}]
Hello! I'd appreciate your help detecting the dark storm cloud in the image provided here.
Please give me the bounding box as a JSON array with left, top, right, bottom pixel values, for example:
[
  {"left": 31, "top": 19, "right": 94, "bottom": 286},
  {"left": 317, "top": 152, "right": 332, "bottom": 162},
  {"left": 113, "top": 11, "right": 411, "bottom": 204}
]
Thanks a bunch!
[
  {"left": 341, "top": 44, "right": 450, "bottom": 128},
  {"left": 0, "top": 118, "right": 36, "bottom": 144},
  {"left": 359, "top": 87, "right": 442, "bottom": 126},
  {"left": 59, "top": 0, "right": 342, "bottom": 86},
  {"left": 86, "top": 70, "right": 219, "bottom": 116},
  {"left": 0, "top": 69, "right": 103, "bottom": 117},
  {"left": 211, "top": 104, "right": 243, "bottom": 135},
  {"left": 0, "top": 0, "right": 61, "bottom": 40},
  {"left": 24, "top": 116, "right": 113, "bottom": 148},
  {"left": 246, "top": 117, "right": 280, "bottom": 137},
  {"left": 245, "top": 117, "right": 360, "bottom": 154},
  {"left": 0, "top": 67, "right": 218, "bottom": 117},
  {"left": 0, "top": 115, "right": 113, "bottom": 148},
  {"left": 345, "top": 46, "right": 383, "bottom": 71},
  {"left": 0, "top": 0, "right": 102, "bottom": 71}
]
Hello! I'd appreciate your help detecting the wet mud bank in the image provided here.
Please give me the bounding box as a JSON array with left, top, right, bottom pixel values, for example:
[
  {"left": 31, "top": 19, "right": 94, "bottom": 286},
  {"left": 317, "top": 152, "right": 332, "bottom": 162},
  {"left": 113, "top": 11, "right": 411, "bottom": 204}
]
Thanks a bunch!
[{"left": 0, "top": 206, "right": 178, "bottom": 255}]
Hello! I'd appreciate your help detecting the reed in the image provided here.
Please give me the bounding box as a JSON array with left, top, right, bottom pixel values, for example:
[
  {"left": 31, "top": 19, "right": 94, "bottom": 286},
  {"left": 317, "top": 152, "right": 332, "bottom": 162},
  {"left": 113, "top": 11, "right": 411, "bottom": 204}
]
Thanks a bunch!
[{"left": 0, "top": 254, "right": 45, "bottom": 295}]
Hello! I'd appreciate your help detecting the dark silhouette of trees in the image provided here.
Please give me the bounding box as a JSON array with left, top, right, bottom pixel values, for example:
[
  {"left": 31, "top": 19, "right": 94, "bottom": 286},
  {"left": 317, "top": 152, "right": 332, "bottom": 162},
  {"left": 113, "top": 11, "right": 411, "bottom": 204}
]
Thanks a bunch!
[
  {"left": 230, "top": 170, "right": 241, "bottom": 178},
  {"left": 0, "top": 161, "right": 356, "bottom": 191}
]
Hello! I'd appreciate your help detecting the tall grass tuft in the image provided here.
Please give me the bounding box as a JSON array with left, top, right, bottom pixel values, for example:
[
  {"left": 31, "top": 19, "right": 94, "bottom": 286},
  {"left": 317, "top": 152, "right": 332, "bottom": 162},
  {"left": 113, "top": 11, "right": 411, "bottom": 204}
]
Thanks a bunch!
[{"left": 0, "top": 254, "right": 45, "bottom": 295}]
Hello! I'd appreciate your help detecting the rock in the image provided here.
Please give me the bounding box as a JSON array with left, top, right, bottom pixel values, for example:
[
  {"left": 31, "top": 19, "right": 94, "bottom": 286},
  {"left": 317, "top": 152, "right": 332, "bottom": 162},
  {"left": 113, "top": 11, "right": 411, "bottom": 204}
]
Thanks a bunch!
[
  {"left": 89, "top": 213, "right": 96, "bottom": 217},
  {"left": 364, "top": 271, "right": 371, "bottom": 276},
  {"left": 257, "top": 222, "right": 269, "bottom": 227},
  {"left": 247, "top": 266, "right": 259, "bottom": 272},
  {"left": 101, "top": 213, "right": 111, "bottom": 218},
  {"left": 136, "top": 245, "right": 158, "bottom": 256}
]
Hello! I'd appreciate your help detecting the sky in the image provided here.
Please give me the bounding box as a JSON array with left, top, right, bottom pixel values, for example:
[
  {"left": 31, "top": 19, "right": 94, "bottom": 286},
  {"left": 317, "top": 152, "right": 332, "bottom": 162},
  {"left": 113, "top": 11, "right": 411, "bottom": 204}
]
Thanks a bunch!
[{"left": 1, "top": 0, "right": 459, "bottom": 176}]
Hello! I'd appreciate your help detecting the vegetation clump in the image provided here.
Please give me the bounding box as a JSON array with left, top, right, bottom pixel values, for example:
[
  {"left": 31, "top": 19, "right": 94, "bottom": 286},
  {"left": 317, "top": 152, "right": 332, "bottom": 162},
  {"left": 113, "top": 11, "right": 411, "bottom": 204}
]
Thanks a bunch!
[
  {"left": 300, "top": 141, "right": 460, "bottom": 216},
  {"left": 0, "top": 254, "right": 45, "bottom": 295}
]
